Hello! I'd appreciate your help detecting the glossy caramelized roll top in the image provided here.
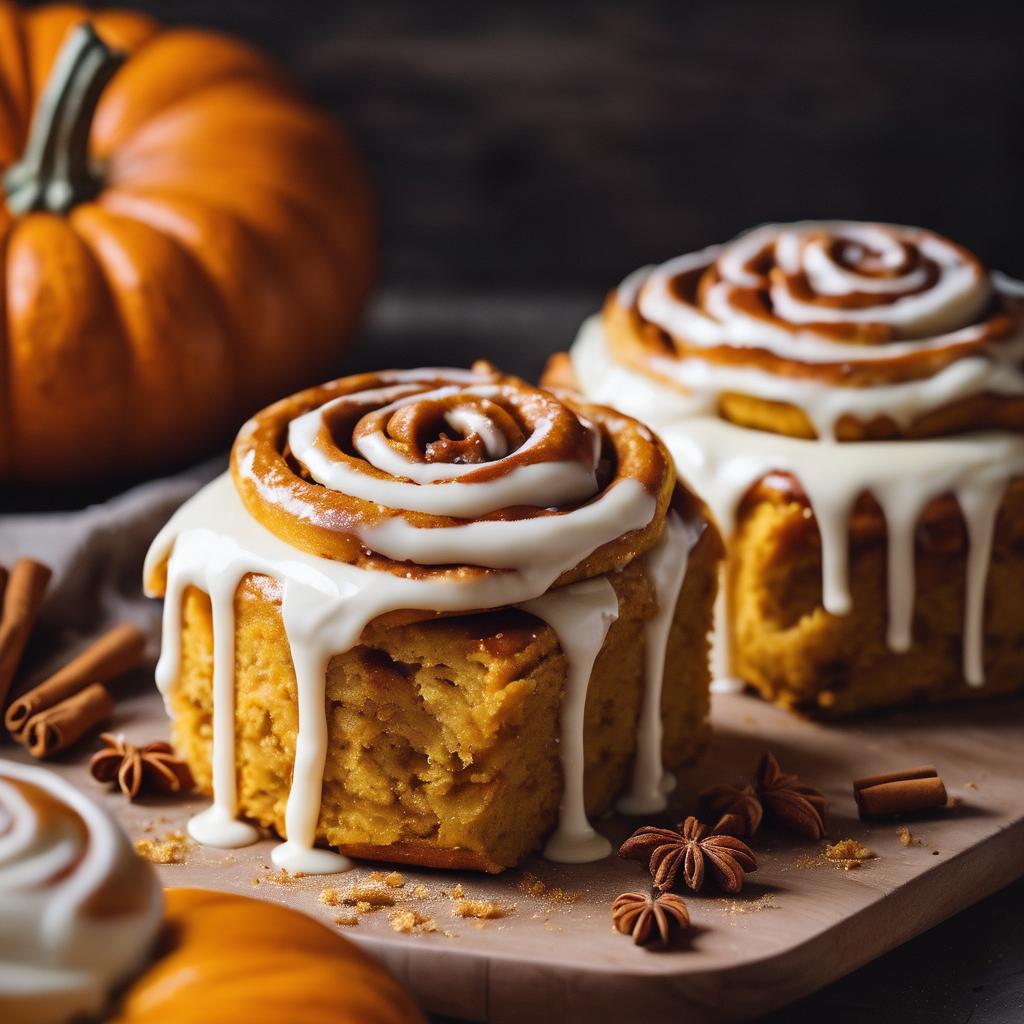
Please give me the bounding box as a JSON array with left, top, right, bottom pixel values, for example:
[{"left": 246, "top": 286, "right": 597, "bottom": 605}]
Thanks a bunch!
[
  {"left": 232, "top": 361, "right": 675, "bottom": 584},
  {"left": 604, "top": 221, "right": 1024, "bottom": 440}
]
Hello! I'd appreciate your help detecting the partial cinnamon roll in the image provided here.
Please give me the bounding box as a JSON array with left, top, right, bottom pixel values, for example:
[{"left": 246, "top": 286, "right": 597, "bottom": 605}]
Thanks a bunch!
[
  {"left": 0, "top": 763, "right": 425, "bottom": 1024},
  {"left": 0, "top": 760, "right": 163, "bottom": 1024},
  {"left": 603, "top": 221, "right": 1024, "bottom": 440},
  {"left": 553, "top": 221, "right": 1024, "bottom": 717},
  {"left": 145, "top": 364, "right": 721, "bottom": 872}
]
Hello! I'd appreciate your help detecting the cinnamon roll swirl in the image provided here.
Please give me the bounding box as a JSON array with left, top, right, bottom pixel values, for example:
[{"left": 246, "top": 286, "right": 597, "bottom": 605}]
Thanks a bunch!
[
  {"left": 557, "top": 221, "right": 1024, "bottom": 716},
  {"left": 0, "top": 760, "right": 163, "bottom": 1024},
  {"left": 604, "top": 221, "right": 1024, "bottom": 440},
  {"left": 230, "top": 362, "right": 671, "bottom": 582},
  {"left": 146, "top": 365, "right": 720, "bottom": 872}
]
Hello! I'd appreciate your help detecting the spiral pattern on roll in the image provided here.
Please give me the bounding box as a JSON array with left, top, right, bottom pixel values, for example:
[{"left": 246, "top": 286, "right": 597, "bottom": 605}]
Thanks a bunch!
[
  {"left": 231, "top": 362, "right": 673, "bottom": 581},
  {"left": 603, "top": 221, "right": 1024, "bottom": 438},
  {"left": 0, "top": 760, "right": 163, "bottom": 1024}
]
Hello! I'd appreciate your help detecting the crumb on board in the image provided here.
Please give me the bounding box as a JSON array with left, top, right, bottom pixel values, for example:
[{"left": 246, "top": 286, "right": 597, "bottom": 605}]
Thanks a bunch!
[
  {"left": 897, "top": 826, "right": 923, "bottom": 847},
  {"left": 451, "top": 883, "right": 464, "bottom": 899},
  {"left": 725, "top": 893, "right": 779, "bottom": 916},
  {"left": 389, "top": 910, "right": 439, "bottom": 935},
  {"left": 964, "top": 782, "right": 978, "bottom": 790},
  {"left": 825, "top": 838, "right": 875, "bottom": 870},
  {"left": 134, "top": 831, "right": 190, "bottom": 864},
  {"left": 517, "top": 872, "right": 579, "bottom": 905},
  {"left": 371, "top": 870, "right": 405, "bottom": 888},
  {"left": 412, "top": 883, "right": 429, "bottom": 899},
  {"left": 453, "top": 898, "right": 513, "bottom": 920},
  {"left": 261, "top": 867, "right": 303, "bottom": 885},
  {"left": 333, "top": 913, "right": 359, "bottom": 927},
  {"left": 320, "top": 884, "right": 400, "bottom": 909}
]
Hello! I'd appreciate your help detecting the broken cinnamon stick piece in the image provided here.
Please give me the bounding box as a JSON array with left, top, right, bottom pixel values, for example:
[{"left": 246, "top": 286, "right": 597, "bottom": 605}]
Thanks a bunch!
[
  {"left": 22, "top": 682, "right": 114, "bottom": 758},
  {"left": 5, "top": 623, "right": 147, "bottom": 739},
  {"left": 0, "top": 559, "right": 52, "bottom": 709},
  {"left": 853, "top": 766, "right": 948, "bottom": 817}
]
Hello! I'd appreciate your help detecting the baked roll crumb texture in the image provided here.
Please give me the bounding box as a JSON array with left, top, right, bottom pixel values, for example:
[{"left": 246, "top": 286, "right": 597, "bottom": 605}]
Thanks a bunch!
[
  {"left": 554, "top": 221, "right": 1024, "bottom": 717},
  {"left": 146, "top": 364, "right": 720, "bottom": 871}
]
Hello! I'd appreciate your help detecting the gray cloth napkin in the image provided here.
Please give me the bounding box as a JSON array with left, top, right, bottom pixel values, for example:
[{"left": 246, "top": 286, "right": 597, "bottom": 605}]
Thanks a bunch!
[{"left": 0, "top": 457, "right": 223, "bottom": 680}]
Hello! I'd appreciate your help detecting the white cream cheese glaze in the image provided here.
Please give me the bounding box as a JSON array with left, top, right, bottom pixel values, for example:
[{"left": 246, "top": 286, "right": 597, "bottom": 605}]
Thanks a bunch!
[
  {"left": 616, "top": 512, "right": 694, "bottom": 814},
  {"left": 570, "top": 314, "right": 1024, "bottom": 686},
  {"left": 146, "top": 462, "right": 696, "bottom": 869},
  {"left": 615, "top": 222, "right": 1024, "bottom": 441},
  {"left": 0, "top": 760, "right": 163, "bottom": 1024}
]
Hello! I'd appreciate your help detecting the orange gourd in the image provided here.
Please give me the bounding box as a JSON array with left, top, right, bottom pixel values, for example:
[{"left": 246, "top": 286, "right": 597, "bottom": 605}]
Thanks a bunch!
[
  {"left": 0, "top": 4, "right": 374, "bottom": 485},
  {"left": 114, "top": 888, "right": 425, "bottom": 1024}
]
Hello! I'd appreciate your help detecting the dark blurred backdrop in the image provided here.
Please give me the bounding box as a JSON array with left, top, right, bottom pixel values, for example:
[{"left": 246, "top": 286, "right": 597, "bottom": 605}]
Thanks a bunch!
[{"left": 68, "top": 0, "right": 1024, "bottom": 379}]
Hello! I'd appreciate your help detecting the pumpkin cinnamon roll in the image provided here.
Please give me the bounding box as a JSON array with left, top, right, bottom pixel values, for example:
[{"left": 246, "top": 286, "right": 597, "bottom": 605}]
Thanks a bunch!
[
  {"left": 549, "top": 221, "right": 1024, "bottom": 717},
  {"left": 145, "top": 364, "right": 721, "bottom": 872},
  {"left": 0, "top": 760, "right": 424, "bottom": 1024}
]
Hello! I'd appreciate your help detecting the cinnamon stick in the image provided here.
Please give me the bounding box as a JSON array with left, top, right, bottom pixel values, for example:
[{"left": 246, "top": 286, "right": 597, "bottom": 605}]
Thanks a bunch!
[
  {"left": 853, "top": 766, "right": 948, "bottom": 817},
  {"left": 22, "top": 682, "right": 113, "bottom": 758},
  {"left": 0, "top": 559, "right": 51, "bottom": 709},
  {"left": 4, "top": 623, "right": 147, "bottom": 739}
]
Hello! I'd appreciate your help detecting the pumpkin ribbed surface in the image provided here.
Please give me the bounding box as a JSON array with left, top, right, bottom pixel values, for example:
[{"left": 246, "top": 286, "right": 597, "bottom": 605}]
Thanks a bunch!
[
  {"left": 0, "top": 3, "right": 374, "bottom": 484},
  {"left": 114, "top": 888, "right": 424, "bottom": 1024}
]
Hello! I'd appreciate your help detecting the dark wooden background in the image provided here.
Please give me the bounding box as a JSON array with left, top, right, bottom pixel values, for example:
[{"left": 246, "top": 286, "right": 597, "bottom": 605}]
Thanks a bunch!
[
  {"left": 109, "top": 0, "right": 1024, "bottom": 384},
  {"left": 21, "top": 1, "right": 1024, "bottom": 1020}
]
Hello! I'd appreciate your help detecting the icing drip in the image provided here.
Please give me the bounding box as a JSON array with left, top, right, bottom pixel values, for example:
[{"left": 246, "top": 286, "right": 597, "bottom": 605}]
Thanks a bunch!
[
  {"left": 647, "top": 346, "right": 1024, "bottom": 443},
  {"left": 520, "top": 579, "right": 618, "bottom": 862},
  {"left": 0, "top": 761, "right": 163, "bottom": 1024},
  {"left": 147, "top": 472, "right": 684, "bottom": 868},
  {"left": 571, "top": 316, "right": 1024, "bottom": 685},
  {"left": 616, "top": 513, "right": 692, "bottom": 814}
]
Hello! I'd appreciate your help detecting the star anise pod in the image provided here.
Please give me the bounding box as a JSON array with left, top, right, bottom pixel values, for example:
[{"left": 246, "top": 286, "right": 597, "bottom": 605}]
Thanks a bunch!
[
  {"left": 89, "top": 733, "right": 193, "bottom": 801},
  {"left": 619, "top": 815, "right": 757, "bottom": 894},
  {"left": 698, "top": 781, "right": 764, "bottom": 839},
  {"left": 611, "top": 890, "right": 690, "bottom": 948},
  {"left": 754, "top": 752, "right": 828, "bottom": 840}
]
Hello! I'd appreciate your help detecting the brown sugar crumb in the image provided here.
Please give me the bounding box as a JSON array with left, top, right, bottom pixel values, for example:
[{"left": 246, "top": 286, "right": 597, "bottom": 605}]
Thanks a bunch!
[
  {"left": 825, "top": 838, "right": 875, "bottom": 870},
  {"left": 263, "top": 867, "right": 303, "bottom": 885},
  {"left": 725, "top": 893, "right": 779, "bottom": 916},
  {"left": 795, "top": 851, "right": 826, "bottom": 869},
  {"left": 333, "top": 913, "right": 360, "bottom": 927},
  {"left": 517, "top": 873, "right": 579, "bottom": 905},
  {"left": 134, "top": 830, "right": 190, "bottom": 864},
  {"left": 520, "top": 874, "right": 547, "bottom": 897},
  {"left": 371, "top": 870, "right": 405, "bottom": 888},
  {"left": 320, "top": 884, "right": 398, "bottom": 909},
  {"left": 412, "top": 883, "right": 429, "bottom": 899},
  {"left": 453, "top": 898, "right": 513, "bottom": 920},
  {"left": 964, "top": 782, "right": 978, "bottom": 790},
  {"left": 897, "top": 826, "right": 923, "bottom": 847},
  {"left": 451, "top": 883, "right": 464, "bottom": 899},
  {"left": 544, "top": 886, "right": 580, "bottom": 906},
  {"left": 389, "top": 910, "right": 439, "bottom": 935}
]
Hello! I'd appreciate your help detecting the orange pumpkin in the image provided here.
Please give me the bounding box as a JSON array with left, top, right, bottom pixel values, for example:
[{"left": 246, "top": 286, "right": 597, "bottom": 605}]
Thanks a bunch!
[
  {"left": 114, "top": 888, "right": 425, "bottom": 1024},
  {"left": 0, "top": 3, "right": 374, "bottom": 485}
]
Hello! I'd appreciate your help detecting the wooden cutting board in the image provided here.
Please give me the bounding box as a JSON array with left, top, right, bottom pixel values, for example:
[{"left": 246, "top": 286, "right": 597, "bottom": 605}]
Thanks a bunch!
[{"left": 6, "top": 683, "right": 1022, "bottom": 1023}]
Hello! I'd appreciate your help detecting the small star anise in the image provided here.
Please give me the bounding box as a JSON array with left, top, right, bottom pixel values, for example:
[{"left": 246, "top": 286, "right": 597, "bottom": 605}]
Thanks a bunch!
[
  {"left": 619, "top": 815, "right": 757, "bottom": 894},
  {"left": 699, "top": 781, "right": 764, "bottom": 839},
  {"left": 611, "top": 890, "right": 690, "bottom": 948},
  {"left": 755, "top": 752, "right": 828, "bottom": 840},
  {"left": 89, "top": 733, "right": 193, "bottom": 801}
]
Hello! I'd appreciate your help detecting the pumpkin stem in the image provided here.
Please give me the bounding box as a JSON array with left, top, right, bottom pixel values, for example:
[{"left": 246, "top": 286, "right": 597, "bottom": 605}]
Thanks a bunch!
[{"left": 5, "top": 23, "right": 124, "bottom": 215}]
